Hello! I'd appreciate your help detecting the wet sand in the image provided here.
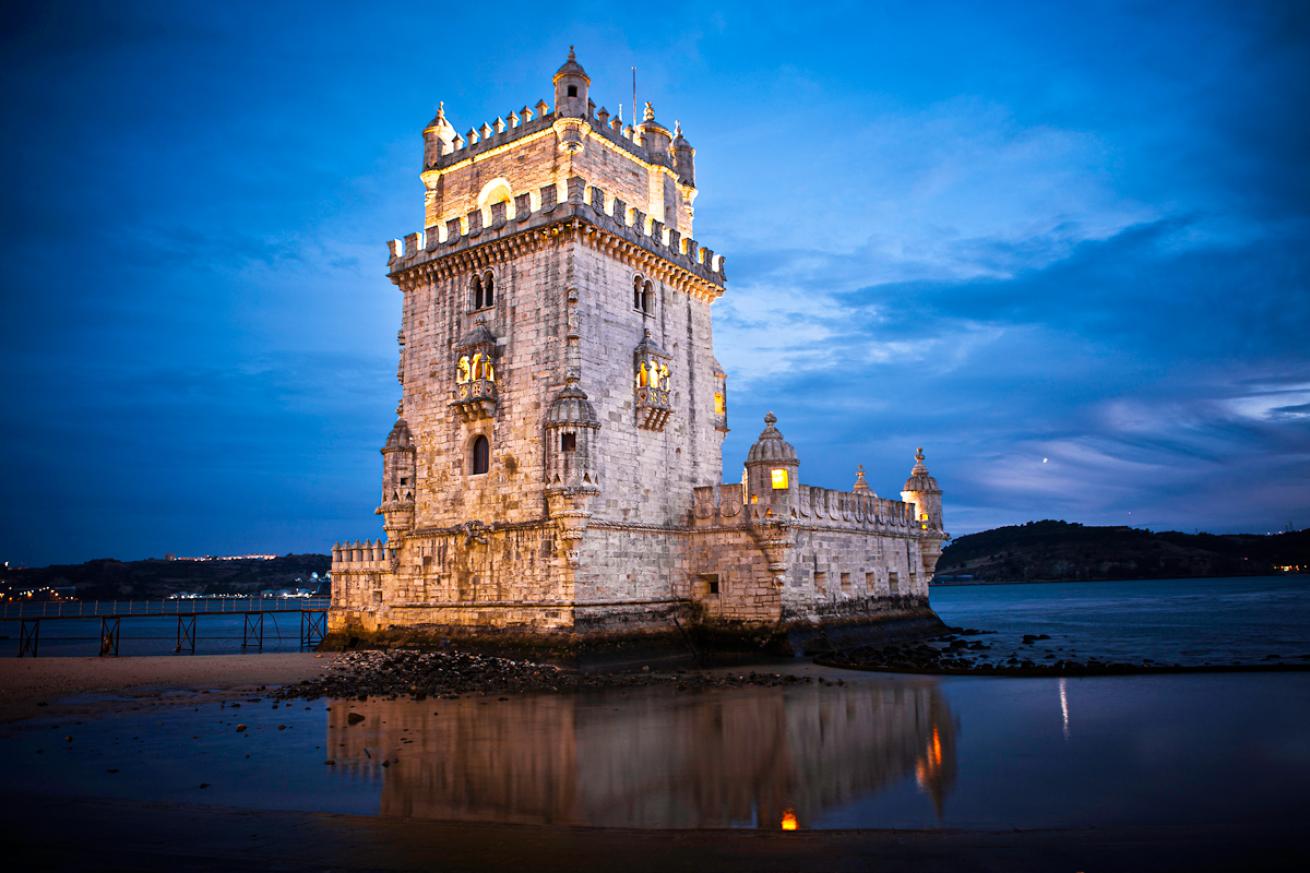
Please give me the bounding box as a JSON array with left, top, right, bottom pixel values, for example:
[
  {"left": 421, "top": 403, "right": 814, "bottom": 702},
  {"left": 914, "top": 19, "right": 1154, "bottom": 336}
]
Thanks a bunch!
[{"left": 0, "top": 653, "right": 334, "bottom": 722}]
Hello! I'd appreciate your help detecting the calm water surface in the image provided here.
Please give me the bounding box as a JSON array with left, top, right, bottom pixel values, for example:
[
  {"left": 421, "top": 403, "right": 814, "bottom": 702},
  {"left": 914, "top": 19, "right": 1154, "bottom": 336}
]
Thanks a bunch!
[
  {"left": 931, "top": 575, "right": 1310, "bottom": 665},
  {"left": 4, "top": 670, "right": 1308, "bottom": 831},
  {"left": 3, "top": 576, "right": 1308, "bottom": 831}
]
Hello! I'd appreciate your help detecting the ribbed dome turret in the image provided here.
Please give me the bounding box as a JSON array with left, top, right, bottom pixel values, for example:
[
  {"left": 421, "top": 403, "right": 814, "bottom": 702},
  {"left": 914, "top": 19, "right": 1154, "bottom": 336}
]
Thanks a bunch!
[
  {"left": 745, "top": 412, "right": 797, "bottom": 464},
  {"left": 903, "top": 447, "right": 940, "bottom": 493},
  {"left": 546, "top": 379, "right": 599, "bottom": 426},
  {"left": 383, "top": 418, "right": 413, "bottom": 451},
  {"left": 553, "top": 46, "right": 590, "bottom": 84}
]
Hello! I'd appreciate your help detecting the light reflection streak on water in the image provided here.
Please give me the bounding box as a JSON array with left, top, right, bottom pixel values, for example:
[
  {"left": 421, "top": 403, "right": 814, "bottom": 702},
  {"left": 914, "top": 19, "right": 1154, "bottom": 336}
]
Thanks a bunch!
[{"left": 1059, "top": 677, "right": 1070, "bottom": 740}]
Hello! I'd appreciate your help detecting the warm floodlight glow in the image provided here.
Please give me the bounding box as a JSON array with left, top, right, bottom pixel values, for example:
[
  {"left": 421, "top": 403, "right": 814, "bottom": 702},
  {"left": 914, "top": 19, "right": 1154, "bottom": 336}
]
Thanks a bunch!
[
  {"left": 780, "top": 809, "right": 798, "bottom": 831},
  {"left": 771, "top": 468, "right": 789, "bottom": 489}
]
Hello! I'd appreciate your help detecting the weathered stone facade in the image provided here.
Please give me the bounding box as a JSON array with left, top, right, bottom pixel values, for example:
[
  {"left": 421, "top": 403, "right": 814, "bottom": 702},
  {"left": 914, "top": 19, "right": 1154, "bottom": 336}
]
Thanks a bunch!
[{"left": 330, "top": 51, "right": 948, "bottom": 652}]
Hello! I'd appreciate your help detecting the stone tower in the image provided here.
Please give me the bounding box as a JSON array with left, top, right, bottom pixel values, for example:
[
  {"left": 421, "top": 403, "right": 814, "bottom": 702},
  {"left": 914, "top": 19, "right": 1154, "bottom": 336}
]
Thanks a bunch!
[
  {"left": 331, "top": 49, "right": 729, "bottom": 643},
  {"left": 330, "top": 52, "right": 947, "bottom": 653}
]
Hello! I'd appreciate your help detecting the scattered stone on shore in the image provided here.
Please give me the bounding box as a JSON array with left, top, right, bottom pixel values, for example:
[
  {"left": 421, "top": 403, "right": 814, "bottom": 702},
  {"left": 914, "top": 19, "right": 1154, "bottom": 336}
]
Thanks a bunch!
[{"left": 275, "top": 649, "right": 816, "bottom": 703}]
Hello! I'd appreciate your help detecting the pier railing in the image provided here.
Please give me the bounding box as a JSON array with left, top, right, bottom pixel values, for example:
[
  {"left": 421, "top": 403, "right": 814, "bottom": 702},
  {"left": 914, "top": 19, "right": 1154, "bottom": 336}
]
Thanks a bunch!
[
  {"left": 1, "top": 597, "right": 331, "bottom": 657},
  {"left": 1, "top": 596, "right": 329, "bottom": 619}
]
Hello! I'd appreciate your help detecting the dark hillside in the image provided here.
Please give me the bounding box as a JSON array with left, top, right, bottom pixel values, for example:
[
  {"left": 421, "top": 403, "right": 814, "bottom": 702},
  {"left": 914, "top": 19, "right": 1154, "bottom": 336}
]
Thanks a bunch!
[
  {"left": 935, "top": 520, "right": 1309, "bottom": 582},
  {"left": 2, "top": 554, "right": 330, "bottom": 600}
]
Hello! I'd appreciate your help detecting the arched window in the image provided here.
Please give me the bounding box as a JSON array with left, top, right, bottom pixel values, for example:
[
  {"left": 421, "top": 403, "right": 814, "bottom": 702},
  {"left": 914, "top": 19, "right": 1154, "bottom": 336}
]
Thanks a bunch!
[
  {"left": 482, "top": 272, "right": 495, "bottom": 308},
  {"left": 633, "top": 276, "right": 653, "bottom": 315},
  {"left": 471, "top": 435, "right": 490, "bottom": 475},
  {"left": 470, "top": 275, "right": 484, "bottom": 310}
]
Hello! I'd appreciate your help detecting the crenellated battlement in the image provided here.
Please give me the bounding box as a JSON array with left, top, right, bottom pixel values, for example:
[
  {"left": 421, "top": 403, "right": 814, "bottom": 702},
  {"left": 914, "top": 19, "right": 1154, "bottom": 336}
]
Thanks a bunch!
[
  {"left": 331, "top": 539, "right": 389, "bottom": 570},
  {"left": 426, "top": 100, "right": 683, "bottom": 175},
  {"left": 692, "top": 482, "right": 922, "bottom": 534},
  {"left": 387, "top": 175, "right": 725, "bottom": 289}
]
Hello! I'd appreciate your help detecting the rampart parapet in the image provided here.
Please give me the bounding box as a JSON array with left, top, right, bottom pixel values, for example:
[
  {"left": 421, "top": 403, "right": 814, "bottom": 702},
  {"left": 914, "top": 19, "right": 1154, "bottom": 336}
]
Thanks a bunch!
[{"left": 387, "top": 175, "right": 725, "bottom": 288}]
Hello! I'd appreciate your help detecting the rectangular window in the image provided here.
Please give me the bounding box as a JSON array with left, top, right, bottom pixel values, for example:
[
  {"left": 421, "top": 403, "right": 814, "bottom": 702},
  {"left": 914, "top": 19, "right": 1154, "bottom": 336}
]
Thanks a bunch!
[
  {"left": 889, "top": 571, "right": 899, "bottom": 595},
  {"left": 865, "top": 572, "right": 875, "bottom": 592},
  {"left": 771, "top": 468, "right": 789, "bottom": 489},
  {"left": 840, "top": 572, "right": 852, "bottom": 593},
  {"left": 561, "top": 432, "right": 577, "bottom": 452},
  {"left": 714, "top": 391, "right": 726, "bottom": 415},
  {"left": 814, "top": 571, "right": 827, "bottom": 593},
  {"left": 697, "top": 573, "right": 720, "bottom": 597}
]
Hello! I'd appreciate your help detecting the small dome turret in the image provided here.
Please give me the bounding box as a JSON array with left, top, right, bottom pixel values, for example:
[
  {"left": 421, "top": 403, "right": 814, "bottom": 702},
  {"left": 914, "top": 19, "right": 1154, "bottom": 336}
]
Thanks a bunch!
[
  {"left": 553, "top": 46, "right": 590, "bottom": 117},
  {"left": 546, "top": 379, "right": 599, "bottom": 427},
  {"left": 638, "top": 102, "right": 672, "bottom": 165},
  {"left": 422, "top": 101, "right": 457, "bottom": 167},
  {"left": 745, "top": 412, "right": 797, "bottom": 464},
  {"left": 672, "top": 121, "right": 695, "bottom": 185},
  {"left": 383, "top": 418, "right": 414, "bottom": 452},
  {"left": 903, "top": 447, "right": 940, "bottom": 493}
]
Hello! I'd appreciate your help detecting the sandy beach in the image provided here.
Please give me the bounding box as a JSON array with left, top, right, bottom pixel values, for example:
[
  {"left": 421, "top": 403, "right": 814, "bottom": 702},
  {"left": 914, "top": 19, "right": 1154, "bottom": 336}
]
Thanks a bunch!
[{"left": 0, "top": 653, "right": 333, "bottom": 722}]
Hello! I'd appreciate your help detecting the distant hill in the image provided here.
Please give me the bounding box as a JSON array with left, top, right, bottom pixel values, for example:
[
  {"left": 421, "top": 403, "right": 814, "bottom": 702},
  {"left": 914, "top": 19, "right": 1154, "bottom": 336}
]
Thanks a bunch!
[
  {"left": 934, "top": 520, "right": 1309, "bottom": 583},
  {"left": 2, "top": 554, "right": 331, "bottom": 600}
]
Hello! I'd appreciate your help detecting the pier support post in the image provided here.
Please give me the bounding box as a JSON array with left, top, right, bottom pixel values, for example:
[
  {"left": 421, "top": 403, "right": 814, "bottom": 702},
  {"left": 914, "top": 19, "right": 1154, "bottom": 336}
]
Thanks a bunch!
[
  {"left": 98, "top": 617, "right": 121, "bottom": 657},
  {"left": 176, "top": 614, "right": 197, "bottom": 654},
  {"left": 242, "top": 613, "right": 264, "bottom": 651},
  {"left": 18, "top": 619, "right": 40, "bottom": 657}
]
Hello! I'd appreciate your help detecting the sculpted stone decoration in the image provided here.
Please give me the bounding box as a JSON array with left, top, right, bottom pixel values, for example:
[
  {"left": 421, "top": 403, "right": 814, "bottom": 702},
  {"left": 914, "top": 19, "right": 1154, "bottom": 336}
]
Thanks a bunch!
[
  {"left": 450, "top": 316, "right": 499, "bottom": 422},
  {"left": 634, "top": 328, "right": 672, "bottom": 430},
  {"left": 459, "top": 520, "right": 490, "bottom": 546}
]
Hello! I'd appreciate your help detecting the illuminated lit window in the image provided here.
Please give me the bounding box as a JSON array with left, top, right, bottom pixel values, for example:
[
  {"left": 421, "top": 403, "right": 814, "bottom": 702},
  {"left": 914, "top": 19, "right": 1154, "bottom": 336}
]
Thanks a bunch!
[
  {"left": 713, "top": 391, "right": 726, "bottom": 415},
  {"left": 770, "top": 468, "right": 789, "bottom": 489},
  {"left": 780, "top": 810, "right": 798, "bottom": 831}
]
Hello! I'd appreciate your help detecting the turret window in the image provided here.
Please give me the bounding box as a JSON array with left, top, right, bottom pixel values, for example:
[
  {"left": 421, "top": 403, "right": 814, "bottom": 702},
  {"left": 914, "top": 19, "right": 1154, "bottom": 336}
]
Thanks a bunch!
[
  {"left": 567, "top": 85, "right": 578, "bottom": 97},
  {"left": 471, "top": 435, "right": 490, "bottom": 475},
  {"left": 470, "top": 272, "right": 495, "bottom": 310},
  {"left": 771, "top": 468, "right": 790, "bottom": 490},
  {"left": 561, "top": 432, "right": 577, "bottom": 452}
]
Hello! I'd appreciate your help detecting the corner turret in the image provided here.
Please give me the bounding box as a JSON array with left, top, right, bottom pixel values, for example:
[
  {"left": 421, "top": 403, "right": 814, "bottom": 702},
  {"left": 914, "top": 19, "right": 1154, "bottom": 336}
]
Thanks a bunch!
[
  {"left": 900, "top": 448, "right": 942, "bottom": 529},
  {"left": 422, "top": 102, "right": 457, "bottom": 169},
  {"left": 638, "top": 102, "right": 672, "bottom": 166},
  {"left": 672, "top": 121, "right": 695, "bottom": 186},
  {"left": 553, "top": 46, "right": 590, "bottom": 118},
  {"left": 744, "top": 412, "right": 799, "bottom": 512},
  {"left": 377, "top": 418, "right": 416, "bottom": 540}
]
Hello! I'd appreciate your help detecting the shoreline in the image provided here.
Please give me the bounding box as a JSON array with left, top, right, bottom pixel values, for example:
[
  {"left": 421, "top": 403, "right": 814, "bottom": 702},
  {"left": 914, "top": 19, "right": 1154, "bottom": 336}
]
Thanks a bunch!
[
  {"left": 0, "top": 652, "right": 334, "bottom": 723},
  {"left": 5, "top": 647, "right": 1310, "bottom": 726}
]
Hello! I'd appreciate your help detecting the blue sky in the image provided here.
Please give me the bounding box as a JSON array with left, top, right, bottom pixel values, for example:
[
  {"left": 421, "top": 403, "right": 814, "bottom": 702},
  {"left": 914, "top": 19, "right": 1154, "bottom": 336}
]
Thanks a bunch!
[{"left": 1, "top": 1, "right": 1307, "bottom": 565}]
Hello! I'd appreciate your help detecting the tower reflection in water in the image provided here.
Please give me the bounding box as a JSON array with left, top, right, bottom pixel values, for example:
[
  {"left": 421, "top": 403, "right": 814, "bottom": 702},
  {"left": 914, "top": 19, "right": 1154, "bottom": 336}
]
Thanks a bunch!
[{"left": 326, "top": 680, "right": 956, "bottom": 829}]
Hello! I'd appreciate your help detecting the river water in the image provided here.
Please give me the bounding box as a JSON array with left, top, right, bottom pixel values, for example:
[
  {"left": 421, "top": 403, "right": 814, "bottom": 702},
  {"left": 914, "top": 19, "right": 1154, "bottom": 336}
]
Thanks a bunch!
[
  {"left": 930, "top": 575, "right": 1310, "bottom": 666},
  {"left": 2, "top": 576, "right": 1307, "bottom": 831}
]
